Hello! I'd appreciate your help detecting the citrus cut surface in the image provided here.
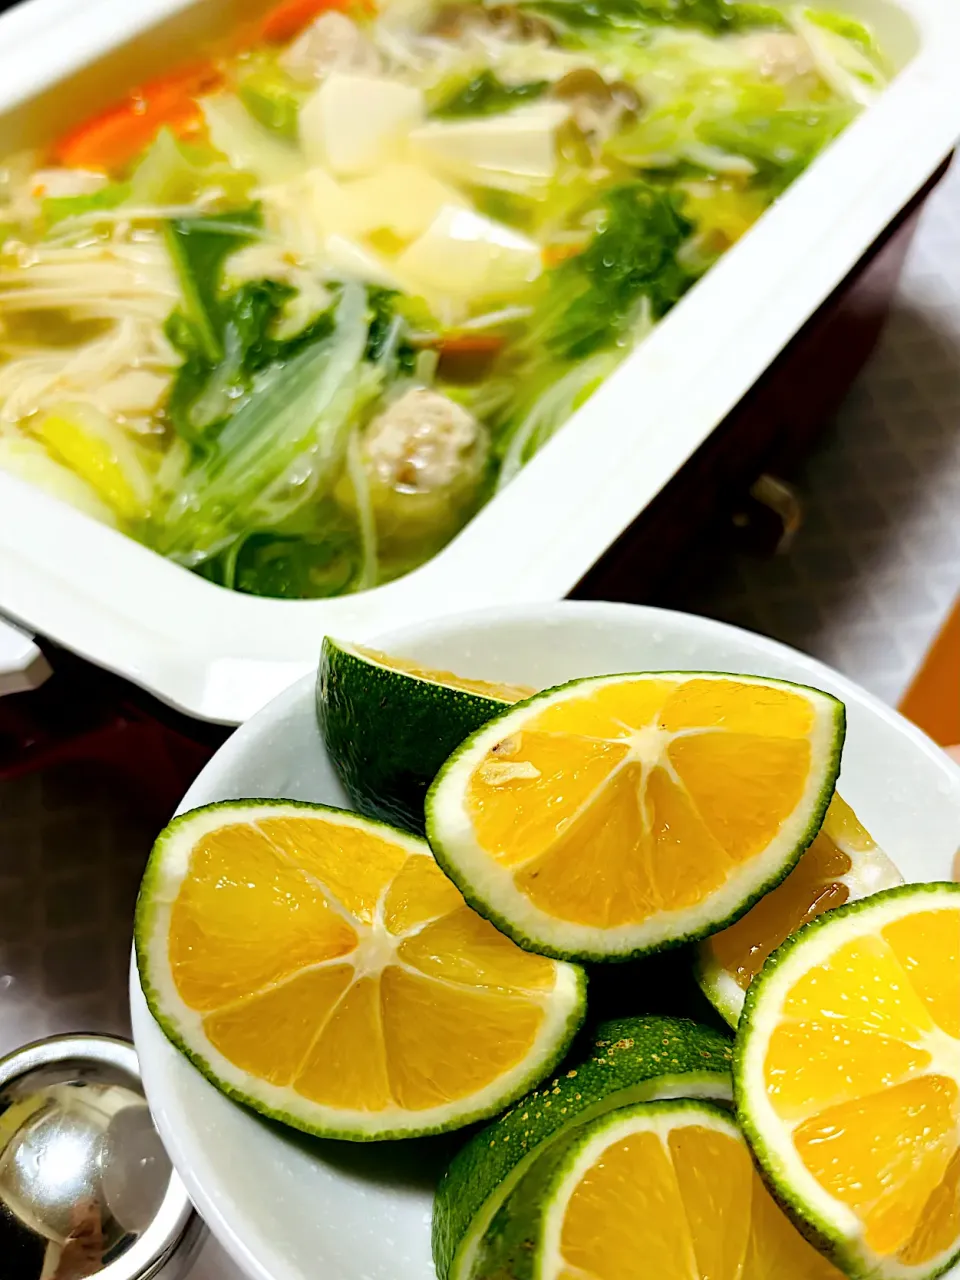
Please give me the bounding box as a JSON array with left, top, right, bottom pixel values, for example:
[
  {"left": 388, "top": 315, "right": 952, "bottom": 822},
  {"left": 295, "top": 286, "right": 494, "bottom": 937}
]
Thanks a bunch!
[
  {"left": 736, "top": 883, "right": 960, "bottom": 1279},
  {"left": 349, "top": 643, "right": 535, "bottom": 703},
  {"left": 427, "top": 672, "right": 845, "bottom": 959},
  {"left": 318, "top": 638, "right": 532, "bottom": 833},
  {"left": 698, "top": 794, "right": 902, "bottom": 1024},
  {"left": 135, "top": 801, "right": 585, "bottom": 1140},
  {"left": 472, "top": 1099, "right": 843, "bottom": 1280}
]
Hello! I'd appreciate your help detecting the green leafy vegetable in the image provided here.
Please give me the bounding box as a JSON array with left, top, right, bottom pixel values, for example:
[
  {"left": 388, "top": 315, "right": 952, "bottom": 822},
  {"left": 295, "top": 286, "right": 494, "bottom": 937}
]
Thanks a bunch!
[
  {"left": 520, "top": 0, "right": 779, "bottom": 34},
  {"left": 43, "top": 182, "right": 131, "bottom": 227},
  {"left": 163, "top": 207, "right": 340, "bottom": 440},
  {"left": 164, "top": 208, "right": 261, "bottom": 364},
  {"left": 168, "top": 279, "right": 280, "bottom": 436},
  {"left": 201, "top": 520, "right": 362, "bottom": 598},
  {"left": 239, "top": 74, "right": 304, "bottom": 140},
  {"left": 234, "top": 531, "right": 360, "bottom": 598},
  {"left": 159, "top": 282, "right": 376, "bottom": 567},
  {"left": 802, "top": 8, "right": 881, "bottom": 58},
  {"left": 165, "top": 275, "right": 339, "bottom": 441},
  {"left": 128, "top": 129, "right": 256, "bottom": 207},
  {"left": 365, "top": 287, "right": 418, "bottom": 374},
  {"left": 702, "top": 103, "right": 857, "bottom": 189},
  {"left": 434, "top": 72, "right": 550, "bottom": 118},
  {"left": 788, "top": 7, "right": 887, "bottom": 103},
  {"left": 536, "top": 182, "right": 694, "bottom": 359}
]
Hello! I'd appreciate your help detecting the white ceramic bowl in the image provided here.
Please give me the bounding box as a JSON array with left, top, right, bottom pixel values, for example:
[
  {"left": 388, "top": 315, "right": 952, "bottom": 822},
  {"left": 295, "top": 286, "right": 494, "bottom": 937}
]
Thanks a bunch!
[{"left": 130, "top": 601, "right": 960, "bottom": 1280}]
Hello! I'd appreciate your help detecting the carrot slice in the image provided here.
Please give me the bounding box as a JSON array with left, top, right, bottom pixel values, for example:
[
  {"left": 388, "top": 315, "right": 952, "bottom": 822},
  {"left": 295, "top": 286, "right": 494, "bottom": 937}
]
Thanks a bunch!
[
  {"left": 53, "top": 63, "right": 223, "bottom": 172},
  {"left": 259, "top": 0, "right": 373, "bottom": 44}
]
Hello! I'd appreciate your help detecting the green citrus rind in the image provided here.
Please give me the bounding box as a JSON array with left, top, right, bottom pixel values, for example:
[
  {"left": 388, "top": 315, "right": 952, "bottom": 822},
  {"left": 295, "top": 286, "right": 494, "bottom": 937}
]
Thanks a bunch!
[
  {"left": 135, "top": 798, "right": 587, "bottom": 1142},
  {"left": 317, "top": 637, "right": 511, "bottom": 834},
  {"left": 735, "top": 881, "right": 960, "bottom": 1280},
  {"left": 433, "top": 1015, "right": 734, "bottom": 1280},
  {"left": 693, "top": 949, "right": 746, "bottom": 1028},
  {"left": 426, "top": 671, "right": 846, "bottom": 962}
]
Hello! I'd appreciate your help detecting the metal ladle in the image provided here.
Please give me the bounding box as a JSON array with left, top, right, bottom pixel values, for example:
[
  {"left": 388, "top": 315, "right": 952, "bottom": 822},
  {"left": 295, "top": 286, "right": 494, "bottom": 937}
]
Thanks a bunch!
[{"left": 0, "top": 1035, "right": 202, "bottom": 1279}]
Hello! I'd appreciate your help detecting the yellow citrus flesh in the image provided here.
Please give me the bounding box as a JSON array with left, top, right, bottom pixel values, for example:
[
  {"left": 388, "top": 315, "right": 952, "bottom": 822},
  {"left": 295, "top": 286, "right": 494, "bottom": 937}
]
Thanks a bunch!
[
  {"left": 168, "top": 816, "right": 560, "bottom": 1113},
  {"left": 556, "top": 1118, "right": 842, "bottom": 1280},
  {"left": 464, "top": 677, "right": 819, "bottom": 928},
  {"left": 705, "top": 795, "right": 896, "bottom": 992},
  {"left": 763, "top": 904, "right": 960, "bottom": 1264},
  {"left": 354, "top": 644, "right": 535, "bottom": 703}
]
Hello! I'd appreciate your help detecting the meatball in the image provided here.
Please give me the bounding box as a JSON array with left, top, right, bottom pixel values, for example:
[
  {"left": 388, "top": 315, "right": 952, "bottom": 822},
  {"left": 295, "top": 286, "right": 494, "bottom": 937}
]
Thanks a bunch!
[
  {"left": 363, "top": 387, "right": 488, "bottom": 497},
  {"left": 280, "top": 12, "right": 382, "bottom": 81},
  {"left": 741, "top": 32, "right": 816, "bottom": 84},
  {"left": 358, "top": 387, "right": 490, "bottom": 570}
]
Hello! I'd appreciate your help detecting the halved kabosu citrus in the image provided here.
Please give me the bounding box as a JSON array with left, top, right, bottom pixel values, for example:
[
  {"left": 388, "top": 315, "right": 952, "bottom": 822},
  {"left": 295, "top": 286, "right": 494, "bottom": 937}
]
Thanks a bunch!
[
  {"left": 736, "top": 882, "right": 960, "bottom": 1279},
  {"left": 426, "top": 672, "right": 845, "bottom": 960},
  {"left": 470, "top": 1099, "right": 844, "bottom": 1280},
  {"left": 434, "top": 1016, "right": 735, "bottom": 1280},
  {"left": 697, "top": 794, "right": 902, "bottom": 1025},
  {"left": 318, "top": 637, "right": 533, "bottom": 833},
  {"left": 135, "top": 801, "right": 585, "bottom": 1140}
]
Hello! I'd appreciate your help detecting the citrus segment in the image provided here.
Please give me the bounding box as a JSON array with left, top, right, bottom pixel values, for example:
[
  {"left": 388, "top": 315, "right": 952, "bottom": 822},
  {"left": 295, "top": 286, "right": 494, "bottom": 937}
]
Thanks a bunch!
[
  {"left": 380, "top": 968, "right": 545, "bottom": 1110},
  {"left": 169, "top": 825, "right": 358, "bottom": 1011},
  {"left": 512, "top": 764, "right": 662, "bottom": 928},
  {"left": 764, "top": 1021, "right": 933, "bottom": 1118},
  {"left": 525, "top": 679, "right": 675, "bottom": 737},
  {"left": 467, "top": 732, "right": 631, "bottom": 870},
  {"left": 561, "top": 1129, "right": 697, "bottom": 1277},
  {"left": 779, "top": 935, "right": 937, "bottom": 1038},
  {"left": 298, "top": 976, "right": 393, "bottom": 1110},
  {"left": 735, "top": 883, "right": 960, "bottom": 1279},
  {"left": 668, "top": 732, "right": 810, "bottom": 863},
  {"left": 744, "top": 1158, "right": 842, "bottom": 1278},
  {"left": 427, "top": 671, "right": 844, "bottom": 959},
  {"left": 646, "top": 765, "right": 733, "bottom": 904},
  {"left": 258, "top": 816, "right": 407, "bottom": 922},
  {"left": 397, "top": 907, "right": 557, "bottom": 990},
  {"left": 668, "top": 1125, "right": 754, "bottom": 1279},
  {"left": 882, "top": 910, "right": 960, "bottom": 1038},
  {"left": 697, "top": 795, "right": 901, "bottom": 1025},
  {"left": 791, "top": 1075, "right": 959, "bottom": 1256},
  {"left": 476, "top": 1101, "right": 843, "bottom": 1280},
  {"left": 899, "top": 1151, "right": 960, "bottom": 1265},
  {"left": 203, "top": 965, "right": 354, "bottom": 1085},
  {"left": 383, "top": 853, "right": 463, "bottom": 933},
  {"left": 136, "top": 801, "right": 585, "bottom": 1140},
  {"left": 659, "top": 677, "right": 816, "bottom": 736}
]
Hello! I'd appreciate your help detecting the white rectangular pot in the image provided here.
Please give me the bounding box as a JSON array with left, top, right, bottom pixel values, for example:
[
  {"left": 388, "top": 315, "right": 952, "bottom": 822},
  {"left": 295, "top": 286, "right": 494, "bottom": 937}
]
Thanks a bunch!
[{"left": 0, "top": 0, "right": 958, "bottom": 723}]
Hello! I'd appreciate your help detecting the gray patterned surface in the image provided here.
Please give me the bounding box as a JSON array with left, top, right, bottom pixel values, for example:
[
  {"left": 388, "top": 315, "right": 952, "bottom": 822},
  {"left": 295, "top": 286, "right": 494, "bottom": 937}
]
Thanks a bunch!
[
  {"left": 0, "top": 162, "right": 958, "bottom": 1278},
  {"left": 667, "top": 161, "right": 960, "bottom": 705}
]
